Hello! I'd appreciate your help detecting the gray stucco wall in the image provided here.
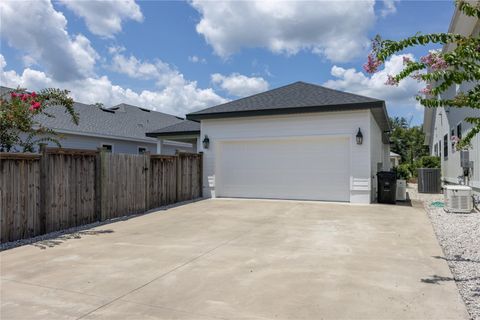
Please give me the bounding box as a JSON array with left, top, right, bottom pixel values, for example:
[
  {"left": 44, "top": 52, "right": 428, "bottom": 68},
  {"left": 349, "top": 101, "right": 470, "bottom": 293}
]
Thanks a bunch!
[
  {"left": 160, "top": 142, "right": 197, "bottom": 155},
  {"left": 40, "top": 133, "right": 197, "bottom": 155},
  {"left": 42, "top": 133, "right": 157, "bottom": 154}
]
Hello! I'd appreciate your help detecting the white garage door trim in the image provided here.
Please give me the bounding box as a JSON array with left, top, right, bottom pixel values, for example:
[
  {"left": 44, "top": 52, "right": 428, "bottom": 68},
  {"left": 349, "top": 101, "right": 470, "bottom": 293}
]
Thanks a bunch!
[{"left": 214, "top": 134, "right": 351, "bottom": 202}]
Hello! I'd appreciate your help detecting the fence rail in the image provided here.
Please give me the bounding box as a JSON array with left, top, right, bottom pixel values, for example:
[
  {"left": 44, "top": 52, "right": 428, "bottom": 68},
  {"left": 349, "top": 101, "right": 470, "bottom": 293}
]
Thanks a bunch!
[{"left": 0, "top": 147, "right": 203, "bottom": 243}]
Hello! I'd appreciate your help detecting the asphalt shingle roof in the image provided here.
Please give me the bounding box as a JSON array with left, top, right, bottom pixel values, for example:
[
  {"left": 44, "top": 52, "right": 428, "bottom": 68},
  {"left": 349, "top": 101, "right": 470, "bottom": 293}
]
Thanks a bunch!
[
  {"left": 1, "top": 87, "right": 187, "bottom": 141},
  {"left": 146, "top": 120, "right": 200, "bottom": 137},
  {"left": 187, "top": 81, "right": 384, "bottom": 118}
]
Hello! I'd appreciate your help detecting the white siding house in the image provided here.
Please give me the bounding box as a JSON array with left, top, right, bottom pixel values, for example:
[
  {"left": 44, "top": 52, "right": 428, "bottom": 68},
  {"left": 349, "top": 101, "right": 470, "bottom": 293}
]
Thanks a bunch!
[
  {"left": 423, "top": 6, "right": 480, "bottom": 193},
  {"left": 188, "top": 82, "right": 390, "bottom": 204}
]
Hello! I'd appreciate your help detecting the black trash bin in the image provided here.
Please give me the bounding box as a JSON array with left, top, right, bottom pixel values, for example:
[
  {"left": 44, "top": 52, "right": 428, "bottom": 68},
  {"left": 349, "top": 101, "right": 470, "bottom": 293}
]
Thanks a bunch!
[{"left": 377, "top": 171, "right": 397, "bottom": 204}]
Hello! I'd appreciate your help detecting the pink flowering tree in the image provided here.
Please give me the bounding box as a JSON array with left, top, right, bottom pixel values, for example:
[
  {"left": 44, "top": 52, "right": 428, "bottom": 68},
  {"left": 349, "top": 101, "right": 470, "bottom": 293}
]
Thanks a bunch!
[
  {"left": 364, "top": 0, "right": 480, "bottom": 149},
  {"left": 0, "top": 88, "right": 79, "bottom": 152}
]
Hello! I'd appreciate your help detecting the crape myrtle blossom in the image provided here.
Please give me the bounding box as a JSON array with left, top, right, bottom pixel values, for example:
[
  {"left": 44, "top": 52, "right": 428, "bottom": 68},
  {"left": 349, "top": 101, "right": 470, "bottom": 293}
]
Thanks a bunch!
[
  {"left": 420, "top": 51, "right": 448, "bottom": 71},
  {"left": 385, "top": 75, "right": 399, "bottom": 86},
  {"left": 363, "top": 53, "right": 382, "bottom": 73},
  {"left": 10, "top": 91, "right": 42, "bottom": 112},
  {"left": 419, "top": 84, "right": 433, "bottom": 95}
]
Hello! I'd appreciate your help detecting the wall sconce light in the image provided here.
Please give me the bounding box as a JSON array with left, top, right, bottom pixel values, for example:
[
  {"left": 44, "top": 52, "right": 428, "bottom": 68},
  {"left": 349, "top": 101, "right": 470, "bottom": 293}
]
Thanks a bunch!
[
  {"left": 356, "top": 128, "right": 363, "bottom": 145},
  {"left": 202, "top": 135, "right": 210, "bottom": 149}
]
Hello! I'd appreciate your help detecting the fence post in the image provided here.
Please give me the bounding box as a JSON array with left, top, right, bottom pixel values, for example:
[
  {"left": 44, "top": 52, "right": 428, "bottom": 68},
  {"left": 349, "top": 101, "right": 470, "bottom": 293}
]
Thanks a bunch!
[
  {"left": 175, "top": 151, "right": 181, "bottom": 202},
  {"left": 199, "top": 152, "right": 203, "bottom": 198},
  {"left": 38, "top": 144, "right": 48, "bottom": 234},
  {"left": 95, "top": 148, "right": 105, "bottom": 221},
  {"left": 144, "top": 151, "right": 151, "bottom": 210}
]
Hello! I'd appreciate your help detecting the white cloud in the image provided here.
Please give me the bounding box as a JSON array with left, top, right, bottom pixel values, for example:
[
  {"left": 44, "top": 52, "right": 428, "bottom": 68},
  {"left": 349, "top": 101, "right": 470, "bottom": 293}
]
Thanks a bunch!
[
  {"left": 190, "top": 0, "right": 375, "bottom": 62},
  {"left": 0, "top": 1, "right": 224, "bottom": 116},
  {"left": 0, "top": 54, "right": 226, "bottom": 116},
  {"left": 108, "top": 45, "right": 126, "bottom": 55},
  {"left": 110, "top": 53, "right": 167, "bottom": 81},
  {"left": 109, "top": 52, "right": 220, "bottom": 99},
  {"left": 211, "top": 73, "right": 269, "bottom": 97},
  {"left": 188, "top": 55, "right": 206, "bottom": 64},
  {"left": 323, "top": 54, "right": 423, "bottom": 110},
  {"left": 0, "top": 0, "right": 98, "bottom": 82},
  {"left": 58, "top": 0, "right": 143, "bottom": 38},
  {"left": 380, "top": 0, "right": 398, "bottom": 17}
]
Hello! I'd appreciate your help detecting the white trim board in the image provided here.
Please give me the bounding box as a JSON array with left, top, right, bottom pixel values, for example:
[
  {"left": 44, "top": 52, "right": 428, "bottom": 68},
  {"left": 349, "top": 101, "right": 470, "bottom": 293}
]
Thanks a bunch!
[{"left": 53, "top": 128, "right": 157, "bottom": 143}]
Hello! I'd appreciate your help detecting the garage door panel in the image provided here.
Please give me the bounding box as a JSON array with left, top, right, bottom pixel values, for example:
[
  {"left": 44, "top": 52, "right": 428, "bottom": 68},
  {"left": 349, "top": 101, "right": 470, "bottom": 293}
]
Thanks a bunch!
[{"left": 216, "top": 136, "right": 350, "bottom": 201}]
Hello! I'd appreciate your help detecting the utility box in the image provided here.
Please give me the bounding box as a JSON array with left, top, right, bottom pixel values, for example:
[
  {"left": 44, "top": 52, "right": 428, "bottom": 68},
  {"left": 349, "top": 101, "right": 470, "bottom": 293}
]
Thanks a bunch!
[
  {"left": 460, "top": 151, "right": 470, "bottom": 168},
  {"left": 377, "top": 171, "right": 397, "bottom": 204},
  {"left": 396, "top": 179, "right": 407, "bottom": 201}
]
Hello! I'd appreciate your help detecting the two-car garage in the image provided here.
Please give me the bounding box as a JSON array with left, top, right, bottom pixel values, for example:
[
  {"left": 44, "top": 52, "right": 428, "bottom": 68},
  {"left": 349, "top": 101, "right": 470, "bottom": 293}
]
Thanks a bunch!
[
  {"left": 215, "top": 136, "right": 350, "bottom": 202},
  {"left": 187, "top": 81, "right": 391, "bottom": 204}
]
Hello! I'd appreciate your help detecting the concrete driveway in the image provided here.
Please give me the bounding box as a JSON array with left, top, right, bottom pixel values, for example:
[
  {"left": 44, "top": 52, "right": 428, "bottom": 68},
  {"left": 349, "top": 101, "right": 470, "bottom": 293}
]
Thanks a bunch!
[{"left": 1, "top": 199, "right": 468, "bottom": 319}]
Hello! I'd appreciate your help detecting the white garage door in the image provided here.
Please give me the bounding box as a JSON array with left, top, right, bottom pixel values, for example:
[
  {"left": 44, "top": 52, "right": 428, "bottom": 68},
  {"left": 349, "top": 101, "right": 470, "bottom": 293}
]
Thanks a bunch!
[{"left": 215, "top": 136, "right": 350, "bottom": 201}]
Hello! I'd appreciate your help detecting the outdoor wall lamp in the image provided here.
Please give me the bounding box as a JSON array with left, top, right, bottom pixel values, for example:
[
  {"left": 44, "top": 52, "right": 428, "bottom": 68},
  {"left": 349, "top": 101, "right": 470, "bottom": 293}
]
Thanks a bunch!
[
  {"left": 356, "top": 128, "right": 363, "bottom": 145},
  {"left": 202, "top": 135, "right": 210, "bottom": 149}
]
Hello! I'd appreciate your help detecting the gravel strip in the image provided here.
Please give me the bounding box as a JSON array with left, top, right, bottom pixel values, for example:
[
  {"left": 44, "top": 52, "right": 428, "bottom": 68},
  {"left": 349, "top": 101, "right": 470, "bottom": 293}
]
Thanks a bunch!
[
  {"left": 409, "top": 185, "right": 480, "bottom": 320},
  {"left": 0, "top": 198, "right": 203, "bottom": 251}
]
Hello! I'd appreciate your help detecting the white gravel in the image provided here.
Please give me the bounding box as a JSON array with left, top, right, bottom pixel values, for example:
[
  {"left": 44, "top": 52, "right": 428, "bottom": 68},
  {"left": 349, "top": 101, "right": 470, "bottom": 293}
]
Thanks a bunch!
[{"left": 409, "top": 185, "right": 480, "bottom": 320}]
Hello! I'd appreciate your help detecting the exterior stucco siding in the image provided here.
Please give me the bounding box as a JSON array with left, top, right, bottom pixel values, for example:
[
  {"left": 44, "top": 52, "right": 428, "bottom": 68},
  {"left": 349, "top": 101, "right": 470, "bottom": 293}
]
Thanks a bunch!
[
  {"left": 199, "top": 110, "right": 385, "bottom": 204},
  {"left": 431, "top": 105, "right": 480, "bottom": 191},
  {"left": 42, "top": 133, "right": 157, "bottom": 154}
]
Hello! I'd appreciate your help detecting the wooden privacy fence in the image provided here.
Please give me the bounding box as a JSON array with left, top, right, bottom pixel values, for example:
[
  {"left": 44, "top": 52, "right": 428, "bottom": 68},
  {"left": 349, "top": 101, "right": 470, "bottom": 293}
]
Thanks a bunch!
[{"left": 0, "top": 147, "right": 203, "bottom": 243}]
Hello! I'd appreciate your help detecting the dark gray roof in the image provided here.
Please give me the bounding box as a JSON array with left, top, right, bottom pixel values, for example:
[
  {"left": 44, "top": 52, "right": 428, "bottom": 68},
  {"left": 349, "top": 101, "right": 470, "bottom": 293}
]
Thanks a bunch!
[
  {"left": 146, "top": 120, "right": 200, "bottom": 137},
  {"left": 186, "top": 81, "right": 390, "bottom": 137},
  {"left": 188, "top": 82, "right": 382, "bottom": 117},
  {"left": 1, "top": 86, "right": 187, "bottom": 142}
]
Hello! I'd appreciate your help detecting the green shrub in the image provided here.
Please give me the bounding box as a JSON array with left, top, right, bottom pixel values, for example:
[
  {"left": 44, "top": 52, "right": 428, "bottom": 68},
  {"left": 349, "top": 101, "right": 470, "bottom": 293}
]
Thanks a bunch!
[
  {"left": 417, "top": 156, "right": 440, "bottom": 169},
  {"left": 394, "top": 163, "right": 411, "bottom": 180}
]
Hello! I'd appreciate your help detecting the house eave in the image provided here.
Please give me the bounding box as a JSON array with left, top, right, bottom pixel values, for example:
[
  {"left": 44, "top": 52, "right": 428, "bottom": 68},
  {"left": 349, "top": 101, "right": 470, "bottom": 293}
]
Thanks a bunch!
[
  {"left": 52, "top": 128, "right": 157, "bottom": 144},
  {"left": 146, "top": 130, "right": 200, "bottom": 138},
  {"left": 187, "top": 101, "right": 384, "bottom": 120}
]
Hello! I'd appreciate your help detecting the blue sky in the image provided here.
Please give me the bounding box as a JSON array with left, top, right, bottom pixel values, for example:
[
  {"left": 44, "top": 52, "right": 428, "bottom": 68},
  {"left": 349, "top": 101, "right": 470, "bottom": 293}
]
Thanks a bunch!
[{"left": 0, "top": 0, "right": 455, "bottom": 124}]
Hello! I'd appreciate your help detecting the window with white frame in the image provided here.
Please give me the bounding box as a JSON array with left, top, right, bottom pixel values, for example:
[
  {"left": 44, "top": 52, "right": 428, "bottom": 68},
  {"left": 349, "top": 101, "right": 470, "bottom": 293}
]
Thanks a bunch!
[{"left": 138, "top": 147, "right": 147, "bottom": 154}]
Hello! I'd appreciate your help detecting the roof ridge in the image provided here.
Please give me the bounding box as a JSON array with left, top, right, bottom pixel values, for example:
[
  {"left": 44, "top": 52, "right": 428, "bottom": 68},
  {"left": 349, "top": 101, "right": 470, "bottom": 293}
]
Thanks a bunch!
[
  {"left": 300, "top": 81, "right": 383, "bottom": 102},
  {"left": 111, "top": 103, "right": 181, "bottom": 118},
  {"left": 189, "top": 81, "right": 309, "bottom": 115}
]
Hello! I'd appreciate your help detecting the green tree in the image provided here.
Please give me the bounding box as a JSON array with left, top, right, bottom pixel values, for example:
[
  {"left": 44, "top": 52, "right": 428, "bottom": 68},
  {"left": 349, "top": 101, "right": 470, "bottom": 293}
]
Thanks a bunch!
[
  {"left": 389, "top": 117, "right": 428, "bottom": 164},
  {"left": 0, "top": 88, "right": 79, "bottom": 152},
  {"left": 364, "top": 0, "right": 480, "bottom": 149}
]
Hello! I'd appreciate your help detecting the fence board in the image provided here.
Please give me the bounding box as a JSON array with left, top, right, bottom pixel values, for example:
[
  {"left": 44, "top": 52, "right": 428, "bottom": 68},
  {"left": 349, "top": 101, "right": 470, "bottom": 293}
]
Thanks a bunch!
[
  {"left": 42, "top": 150, "right": 97, "bottom": 233},
  {"left": 101, "top": 153, "right": 149, "bottom": 219},
  {"left": 0, "top": 155, "right": 41, "bottom": 242},
  {"left": 1, "top": 149, "right": 202, "bottom": 243},
  {"left": 150, "top": 156, "right": 177, "bottom": 208}
]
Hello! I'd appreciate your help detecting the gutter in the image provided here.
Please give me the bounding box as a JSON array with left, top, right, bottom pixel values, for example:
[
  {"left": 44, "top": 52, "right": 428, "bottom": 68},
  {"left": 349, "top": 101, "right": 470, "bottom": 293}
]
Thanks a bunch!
[
  {"left": 146, "top": 130, "right": 200, "bottom": 138},
  {"left": 186, "top": 101, "right": 385, "bottom": 121},
  {"left": 52, "top": 128, "right": 157, "bottom": 144}
]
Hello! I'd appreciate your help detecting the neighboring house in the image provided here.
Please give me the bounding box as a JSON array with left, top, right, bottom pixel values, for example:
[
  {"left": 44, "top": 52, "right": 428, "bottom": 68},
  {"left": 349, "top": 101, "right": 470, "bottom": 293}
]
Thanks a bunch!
[
  {"left": 390, "top": 152, "right": 401, "bottom": 168},
  {"left": 146, "top": 120, "right": 200, "bottom": 155},
  {"left": 185, "top": 81, "right": 391, "bottom": 204},
  {"left": 0, "top": 86, "right": 197, "bottom": 155},
  {"left": 423, "top": 7, "right": 480, "bottom": 192}
]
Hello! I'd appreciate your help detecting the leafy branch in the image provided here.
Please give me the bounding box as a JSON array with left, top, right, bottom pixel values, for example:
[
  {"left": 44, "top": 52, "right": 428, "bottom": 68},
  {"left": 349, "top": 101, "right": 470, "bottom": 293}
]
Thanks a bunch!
[
  {"left": 364, "top": 0, "right": 480, "bottom": 149},
  {"left": 0, "top": 87, "right": 78, "bottom": 152}
]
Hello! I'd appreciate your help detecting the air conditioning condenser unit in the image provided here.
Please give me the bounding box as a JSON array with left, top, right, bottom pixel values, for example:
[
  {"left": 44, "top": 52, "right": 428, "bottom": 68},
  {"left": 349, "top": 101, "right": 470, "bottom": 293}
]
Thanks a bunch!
[{"left": 444, "top": 185, "right": 473, "bottom": 213}]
